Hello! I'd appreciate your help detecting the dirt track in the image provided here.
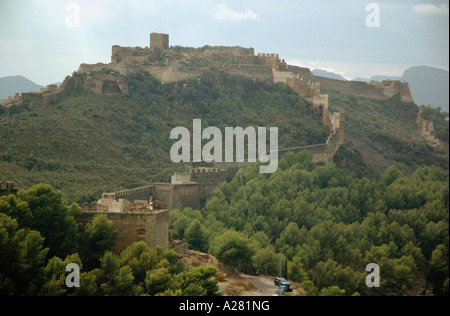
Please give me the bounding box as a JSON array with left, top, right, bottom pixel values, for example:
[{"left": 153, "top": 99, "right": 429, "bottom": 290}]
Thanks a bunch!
[
  {"left": 240, "top": 274, "right": 278, "bottom": 296},
  {"left": 171, "top": 240, "right": 301, "bottom": 296}
]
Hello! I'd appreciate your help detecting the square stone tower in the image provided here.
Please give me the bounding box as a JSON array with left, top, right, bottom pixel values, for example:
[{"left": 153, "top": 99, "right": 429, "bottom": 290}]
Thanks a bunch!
[{"left": 150, "top": 33, "right": 169, "bottom": 50}]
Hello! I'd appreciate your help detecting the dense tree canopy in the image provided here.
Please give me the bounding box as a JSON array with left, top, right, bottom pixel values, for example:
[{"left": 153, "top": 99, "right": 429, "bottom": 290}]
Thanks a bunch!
[
  {"left": 0, "top": 185, "right": 221, "bottom": 296},
  {"left": 170, "top": 151, "right": 449, "bottom": 296}
]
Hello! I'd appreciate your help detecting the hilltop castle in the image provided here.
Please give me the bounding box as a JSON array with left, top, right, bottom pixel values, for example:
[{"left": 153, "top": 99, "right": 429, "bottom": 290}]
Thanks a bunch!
[{"left": 2, "top": 33, "right": 425, "bottom": 251}]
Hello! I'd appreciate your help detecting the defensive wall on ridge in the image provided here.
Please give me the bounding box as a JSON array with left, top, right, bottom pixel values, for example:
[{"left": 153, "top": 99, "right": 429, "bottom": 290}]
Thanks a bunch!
[
  {"left": 91, "top": 167, "right": 230, "bottom": 213},
  {"left": 2, "top": 32, "right": 412, "bottom": 110},
  {"left": 313, "top": 75, "right": 413, "bottom": 103}
]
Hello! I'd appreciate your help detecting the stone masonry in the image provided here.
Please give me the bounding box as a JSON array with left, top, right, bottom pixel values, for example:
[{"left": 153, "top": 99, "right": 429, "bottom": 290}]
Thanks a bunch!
[{"left": 0, "top": 182, "right": 18, "bottom": 197}]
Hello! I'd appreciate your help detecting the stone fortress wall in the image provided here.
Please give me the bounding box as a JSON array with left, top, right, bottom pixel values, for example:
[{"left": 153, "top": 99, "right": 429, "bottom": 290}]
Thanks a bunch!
[
  {"left": 82, "top": 167, "right": 228, "bottom": 250},
  {"left": 90, "top": 167, "right": 230, "bottom": 214},
  {"left": 2, "top": 32, "right": 413, "bottom": 110},
  {"left": 1, "top": 84, "right": 63, "bottom": 108},
  {"left": 313, "top": 75, "right": 413, "bottom": 103}
]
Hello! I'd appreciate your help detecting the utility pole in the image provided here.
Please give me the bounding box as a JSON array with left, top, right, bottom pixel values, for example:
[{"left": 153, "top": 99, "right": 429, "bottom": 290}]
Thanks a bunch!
[{"left": 279, "top": 248, "right": 283, "bottom": 277}]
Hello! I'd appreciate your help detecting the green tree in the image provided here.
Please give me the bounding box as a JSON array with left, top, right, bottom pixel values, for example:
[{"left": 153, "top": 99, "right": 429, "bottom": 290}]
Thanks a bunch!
[
  {"left": 427, "top": 244, "right": 449, "bottom": 295},
  {"left": 18, "top": 184, "right": 78, "bottom": 258},
  {"left": 119, "top": 242, "right": 162, "bottom": 284},
  {"left": 0, "top": 194, "right": 32, "bottom": 227},
  {"left": 145, "top": 267, "right": 175, "bottom": 296},
  {"left": 383, "top": 165, "right": 404, "bottom": 186},
  {"left": 183, "top": 283, "right": 207, "bottom": 296},
  {"left": 301, "top": 280, "right": 319, "bottom": 296},
  {"left": 0, "top": 213, "right": 49, "bottom": 295},
  {"left": 95, "top": 251, "right": 141, "bottom": 296},
  {"left": 320, "top": 286, "right": 346, "bottom": 296},
  {"left": 252, "top": 247, "right": 278, "bottom": 276},
  {"left": 210, "top": 230, "right": 254, "bottom": 271},
  {"left": 40, "top": 253, "right": 82, "bottom": 296},
  {"left": 183, "top": 265, "right": 220, "bottom": 296},
  {"left": 184, "top": 219, "right": 209, "bottom": 252},
  {"left": 82, "top": 214, "right": 118, "bottom": 269},
  {"left": 379, "top": 256, "right": 417, "bottom": 292},
  {"left": 288, "top": 256, "right": 308, "bottom": 283}
]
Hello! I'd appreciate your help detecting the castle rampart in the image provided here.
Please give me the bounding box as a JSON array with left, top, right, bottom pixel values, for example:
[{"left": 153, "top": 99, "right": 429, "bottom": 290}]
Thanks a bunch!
[
  {"left": 188, "top": 167, "right": 228, "bottom": 202},
  {"left": 222, "top": 64, "right": 274, "bottom": 83},
  {"left": 313, "top": 76, "right": 414, "bottom": 103},
  {"left": 234, "top": 52, "right": 287, "bottom": 71},
  {"left": 202, "top": 46, "right": 255, "bottom": 57},
  {"left": 1, "top": 84, "right": 62, "bottom": 108},
  {"left": 286, "top": 76, "right": 321, "bottom": 98}
]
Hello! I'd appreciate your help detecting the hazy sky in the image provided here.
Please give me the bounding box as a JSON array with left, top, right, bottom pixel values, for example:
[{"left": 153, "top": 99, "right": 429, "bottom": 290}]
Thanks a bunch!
[{"left": 0, "top": 0, "right": 448, "bottom": 85}]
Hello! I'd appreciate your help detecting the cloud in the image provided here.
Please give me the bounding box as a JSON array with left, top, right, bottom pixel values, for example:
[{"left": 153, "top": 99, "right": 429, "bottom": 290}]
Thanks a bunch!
[
  {"left": 412, "top": 4, "right": 449, "bottom": 15},
  {"left": 210, "top": 3, "right": 258, "bottom": 20}
]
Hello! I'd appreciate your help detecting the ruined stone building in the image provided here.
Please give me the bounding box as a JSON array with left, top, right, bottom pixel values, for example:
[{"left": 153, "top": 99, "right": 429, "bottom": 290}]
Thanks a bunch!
[
  {"left": 0, "top": 182, "right": 17, "bottom": 197},
  {"left": 82, "top": 167, "right": 228, "bottom": 250},
  {"left": 416, "top": 110, "right": 443, "bottom": 147}
]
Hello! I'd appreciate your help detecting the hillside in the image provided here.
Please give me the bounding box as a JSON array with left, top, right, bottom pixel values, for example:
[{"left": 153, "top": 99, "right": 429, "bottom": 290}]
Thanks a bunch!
[
  {"left": 0, "top": 38, "right": 448, "bottom": 203},
  {"left": 0, "top": 36, "right": 449, "bottom": 297},
  {"left": 0, "top": 76, "right": 43, "bottom": 101},
  {"left": 171, "top": 151, "right": 449, "bottom": 296},
  {"left": 0, "top": 71, "right": 329, "bottom": 202},
  {"left": 325, "top": 90, "right": 448, "bottom": 177}
]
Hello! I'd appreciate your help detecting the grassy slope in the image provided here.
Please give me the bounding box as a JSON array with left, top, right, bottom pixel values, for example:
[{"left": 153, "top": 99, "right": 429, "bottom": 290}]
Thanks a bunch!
[
  {"left": 326, "top": 90, "right": 448, "bottom": 177},
  {"left": 0, "top": 71, "right": 329, "bottom": 203},
  {"left": 1, "top": 69, "right": 448, "bottom": 203}
]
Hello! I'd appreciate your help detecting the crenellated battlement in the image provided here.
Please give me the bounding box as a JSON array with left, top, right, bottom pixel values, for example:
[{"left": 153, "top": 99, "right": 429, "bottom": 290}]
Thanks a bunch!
[
  {"left": 190, "top": 167, "right": 226, "bottom": 174},
  {"left": 286, "top": 75, "right": 321, "bottom": 98},
  {"left": 1, "top": 84, "right": 61, "bottom": 108},
  {"left": 257, "top": 53, "right": 287, "bottom": 70},
  {"left": 107, "top": 185, "right": 155, "bottom": 201},
  {"left": 314, "top": 76, "right": 414, "bottom": 103},
  {"left": 234, "top": 52, "right": 287, "bottom": 71},
  {"left": 2, "top": 32, "right": 416, "bottom": 111}
]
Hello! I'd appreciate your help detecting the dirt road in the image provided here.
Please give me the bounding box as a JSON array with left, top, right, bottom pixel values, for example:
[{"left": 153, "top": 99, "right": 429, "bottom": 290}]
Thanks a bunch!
[
  {"left": 218, "top": 274, "right": 285, "bottom": 296},
  {"left": 240, "top": 274, "right": 278, "bottom": 296}
]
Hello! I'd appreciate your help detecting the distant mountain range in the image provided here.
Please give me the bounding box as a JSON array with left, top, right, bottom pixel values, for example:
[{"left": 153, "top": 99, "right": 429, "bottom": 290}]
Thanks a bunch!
[
  {"left": 0, "top": 76, "right": 43, "bottom": 102},
  {"left": 312, "top": 69, "right": 347, "bottom": 81},
  {"left": 402, "top": 67, "right": 449, "bottom": 112},
  {"left": 314, "top": 66, "right": 449, "bottom": 112}
]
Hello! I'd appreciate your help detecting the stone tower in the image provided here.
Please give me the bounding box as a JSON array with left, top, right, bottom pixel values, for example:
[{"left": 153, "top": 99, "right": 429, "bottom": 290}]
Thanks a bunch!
[{"left": 150, "top": 33, "right": 169, "bottom": 50}]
